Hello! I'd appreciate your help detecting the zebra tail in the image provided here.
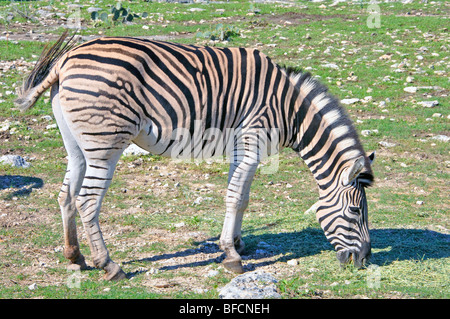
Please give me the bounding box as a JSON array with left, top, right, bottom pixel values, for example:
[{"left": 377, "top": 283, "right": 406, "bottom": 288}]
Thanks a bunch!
[{"left": 15, "top": 30, "right": 77, "bottom": 112}]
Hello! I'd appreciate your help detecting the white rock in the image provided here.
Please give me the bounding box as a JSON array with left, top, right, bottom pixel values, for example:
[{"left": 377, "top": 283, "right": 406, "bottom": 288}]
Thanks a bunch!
[
  {"left": 218, "top": 271, "right": 281, "bottom": 299},
  {"left": 417, "top": 100, "right": 439, "bottom": 108},
  {"left": 321, "top": 63, "right": 339, "bottom": 69},
  {"left": 431, "top": 135, "right": 449, "bottom": 142},
  {"left": 378, "top": 141, "right": 396, "bottom": 148},
  {"left": 28, "top": 283, "right": 37, "bottom": 290},
  {"left": 416, "top": 201, "right": 424, "bottom": 205},
  {"left": 122, "top": 144, "right": 150, "bottom": 156},
  {"left": 404, "top": 87, "right": 417, "bottom": 93},
  {"left": 205, "top": 270, "right": 220, "bottom": 277},
  {"left": 0, "top": 155, "right": 31, "bottom": 168},
  {"left": 361, "top": 129, "right": 379, "bottom": 137},
  {"left": 174, "top": 222, "right": 185, "bottom": 228},
  {"left": 41, "top": 115, "right": 53, "bottom": 121},
  {"left": 287, "top": 259, "right": 299, "bottom": 266},
  {"left": 46, "top": 123, "right": 57, "bottom": 130},
  {"left": 341, "top": 98, "right": 360, "bottom": 105}
]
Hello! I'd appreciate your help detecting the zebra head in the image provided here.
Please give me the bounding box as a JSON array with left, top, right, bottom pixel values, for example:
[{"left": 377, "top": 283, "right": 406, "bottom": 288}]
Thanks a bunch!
[{"left": 317, "top": 152, "right": 375, "bottom": 268}]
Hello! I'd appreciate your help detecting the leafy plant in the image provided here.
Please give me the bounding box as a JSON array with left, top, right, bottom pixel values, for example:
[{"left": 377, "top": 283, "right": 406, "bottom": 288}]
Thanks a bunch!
[
  {"left": 196, "top": 24, "right": 240, "bottom": 42},
  {"left": 90, "top": 1, "right": 148, "bottom": 25}
]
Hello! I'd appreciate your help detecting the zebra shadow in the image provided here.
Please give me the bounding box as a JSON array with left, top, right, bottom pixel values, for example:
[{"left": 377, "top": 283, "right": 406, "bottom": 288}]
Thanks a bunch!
[
  {"left": 125, "top": 227, "right": 449, "bottom": 276},
  {"left": 0, "top": 175, "right": 44, "bottom": 199}
]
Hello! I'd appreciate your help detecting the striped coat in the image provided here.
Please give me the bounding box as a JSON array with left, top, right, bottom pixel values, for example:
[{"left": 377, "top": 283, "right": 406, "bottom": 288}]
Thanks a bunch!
[{"left": 16, "top": 32, "right": 374, "bottom": 280}]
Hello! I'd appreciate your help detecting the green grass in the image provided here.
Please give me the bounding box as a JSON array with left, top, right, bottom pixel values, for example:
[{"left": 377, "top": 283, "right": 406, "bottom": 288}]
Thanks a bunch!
[{"left": 0, "top": 0, "right": 448, "bottom": 299}]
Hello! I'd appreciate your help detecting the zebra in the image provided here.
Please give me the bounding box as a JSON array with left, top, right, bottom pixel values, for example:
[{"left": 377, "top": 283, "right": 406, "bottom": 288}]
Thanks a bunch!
[{"left": 15, "top": 31, "right": 375, "bottom": 280}]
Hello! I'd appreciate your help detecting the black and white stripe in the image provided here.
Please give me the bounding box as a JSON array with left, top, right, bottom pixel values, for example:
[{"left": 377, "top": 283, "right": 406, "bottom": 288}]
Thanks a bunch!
[{"left": 16, "top": 33, "right": 374, "bottom": 278}]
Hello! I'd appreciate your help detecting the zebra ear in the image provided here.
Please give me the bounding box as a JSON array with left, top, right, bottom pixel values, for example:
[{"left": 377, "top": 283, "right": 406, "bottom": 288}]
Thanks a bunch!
[
  {"left": 368, "top": 151, "right": 376, "bottom": 164},
  {"left": 342, "top": 156, "right": 365, "bottom": 186}
]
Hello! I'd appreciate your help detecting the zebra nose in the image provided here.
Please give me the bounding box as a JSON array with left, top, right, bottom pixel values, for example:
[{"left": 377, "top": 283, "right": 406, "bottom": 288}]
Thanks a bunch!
[{"left": 355, "top": 241, "right": 371, "bottom": 268}]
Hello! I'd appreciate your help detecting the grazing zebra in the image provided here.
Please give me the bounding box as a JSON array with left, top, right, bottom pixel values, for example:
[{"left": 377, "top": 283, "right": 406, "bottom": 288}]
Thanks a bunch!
[{"left": 16, "top": 31, "right": 374, "bottom": 280}]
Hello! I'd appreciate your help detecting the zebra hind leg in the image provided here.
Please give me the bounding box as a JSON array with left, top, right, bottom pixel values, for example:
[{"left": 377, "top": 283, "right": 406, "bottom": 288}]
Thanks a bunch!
[
  {"left": 52, "top": 84, "right": 87, "bottom": 271},
  {"left": 75, "top": 155, "right": 127, "bottom": 281}
]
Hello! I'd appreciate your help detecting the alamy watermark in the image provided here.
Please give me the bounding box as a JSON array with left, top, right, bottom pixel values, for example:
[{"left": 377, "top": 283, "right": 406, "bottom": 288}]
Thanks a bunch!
[
  {"left": 66, "top": 268, "right": 82, "bottom": 289},
  {"left": 366, "top": 264, "right": 381, "bottom": 289},
  {"left": 169, "top": 120, "right": 280, "bottom": 174},
  {"left": 367, "top": 1, "right": 381, "bottom": 29}
]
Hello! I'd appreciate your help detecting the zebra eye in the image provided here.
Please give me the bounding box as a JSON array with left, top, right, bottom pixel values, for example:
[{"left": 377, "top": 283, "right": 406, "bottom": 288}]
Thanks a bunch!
[{"left": 349, "top": 206, "right": 360, "bottom": 214}]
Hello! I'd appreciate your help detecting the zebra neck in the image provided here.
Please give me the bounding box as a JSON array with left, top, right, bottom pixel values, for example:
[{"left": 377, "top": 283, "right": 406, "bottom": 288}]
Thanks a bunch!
[{"left": 285, "top": 73, "right": 365, "bottom": 192}]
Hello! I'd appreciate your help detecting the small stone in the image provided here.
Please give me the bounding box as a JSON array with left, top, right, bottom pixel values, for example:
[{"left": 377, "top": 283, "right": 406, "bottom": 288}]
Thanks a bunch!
[
  {"left": 193, "top": 197, "right": 203, "bottom": 205},
  {"left": 406, "top": 76, "right": 414, "bottom": 83},
  {"left": 404, "top": 87, "right": 417, "bottom": 93},
  {"left": 0, "top": 155, "right": 31, "bottom": 168},
  {"left": 321, "top": 63, "right": 339, "bottom": 69},
  {"left": 205, "top": 270, "right": 220, "bottom": 277},
  {"left": 341, "top": 98, "right": 360, "bottom": 105},
  {"left": 28, "top": 283, "right": 37, "bottom": 290},
  {"left": 122, "top": 144, "right": 150, "bottom": 156},
  {"left": 417, "top": 100, "right": 439, "bottom": 108},
  {"left": 287, "top": 259, "right": 298, "bottom": 266},
  {"left": 174, "top": 222, "right": 185, "bottom": 228},
  {"left": 379, "top": 141, "right": 396, "bottom": 148},
  {"left": 416, "top": 201, "right": 424, "bottom": 205},
  {"left": 361, "top": 129, "right": 379, "bottom": 137},
  {"left": 189, "top": 8, "right": 205, "bottom": 12},
  {"left": 41, "top": 115, "right": 53, "bottom": 121},
  {"left": 431, "top": 135, "right": 449, "bottom": 142},
  {"left": 218, "top": 271, "right": 281, "bottom": 299},
  {"left": 46, "top": 123, "right": 57, "bottom": 130}
]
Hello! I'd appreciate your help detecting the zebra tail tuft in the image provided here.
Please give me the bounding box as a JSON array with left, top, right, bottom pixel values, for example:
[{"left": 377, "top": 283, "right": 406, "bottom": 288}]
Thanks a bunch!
[{"left": 15, "top": 30, "right": 77, "bottom": 112}]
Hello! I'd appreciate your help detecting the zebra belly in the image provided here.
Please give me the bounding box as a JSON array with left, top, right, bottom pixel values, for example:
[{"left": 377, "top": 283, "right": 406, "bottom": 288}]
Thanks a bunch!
[{"left": 132, "top": 120, "right": 280, "bottom": 162}]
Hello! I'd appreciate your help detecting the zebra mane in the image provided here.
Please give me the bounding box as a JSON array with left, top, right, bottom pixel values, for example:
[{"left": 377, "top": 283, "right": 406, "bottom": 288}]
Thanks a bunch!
[{"left": 282, "top": 66, "right": 374, "bottom": 187}]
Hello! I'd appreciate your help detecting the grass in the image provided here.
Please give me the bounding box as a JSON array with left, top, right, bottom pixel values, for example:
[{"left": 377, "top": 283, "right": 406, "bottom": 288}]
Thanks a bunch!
[{"left": 0, "top": 0, "right": 449, "bottom": 299}]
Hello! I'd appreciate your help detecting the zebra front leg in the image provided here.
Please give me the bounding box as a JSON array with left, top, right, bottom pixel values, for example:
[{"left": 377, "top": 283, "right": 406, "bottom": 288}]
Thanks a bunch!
[
  {"left": 75, "top": 158, "right": 127, "bottom": 281},
  {"left": 220, "top": 153, "right": 258, "bottom": 273}
]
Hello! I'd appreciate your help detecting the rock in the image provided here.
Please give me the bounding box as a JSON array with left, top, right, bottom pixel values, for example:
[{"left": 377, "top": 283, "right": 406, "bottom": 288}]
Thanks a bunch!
[
  {"left": 404, "top": 87, "right": 417, "bottom": 93},
  {"left": 193, "top": 197, "right": 203, "bottom": 205},
  {"left": 416, "top": 201, "right": 424, "bottom": 205},
  {"left": 431, "top": 135, "right": 449, "bottom": 142},
  {"left": 321, "top": 63, "right": 339, "bottom": 69},
  {"left": 205, "top": 270, "right": 220, "bottom": 277},
  {"left": 287, "top": 259, "right": 298, "bottom": 266},
  {"left": 406, "top": 76, "right": 414, "bottom": 83},
  {"left": 87, "top": 7, "right": 103, "bottom": 13},
  {"left": 0, "top": 155, "right": 31, "bottom": 168},
  {"left": 361, "top": 129, "right": 379, "bottom": 137},
  {"left": 122, "top": 144, "right": 150, "bottom": 156},
  {"left": 28, "top": 283, "right": 37, "bottom": 290},
  {"left": 189, "top": 8, "right": 205, "bottom": 12},
  {"left": 417, "top": 100, "right": 439, "bottom": 108},
  {"left": 378, "top": 141, "right": 396, "bottom": 148},
  {"left": 46, "top": 123, "right": 57, "bottom": 130},
  {"left": 218, "top": 271, "right": 281, "bottom": 299},
  {"left": 341, "top": 98, "right": 359, "bottom": 105},
  {"left": 41, "top": 115, "right": 53, "bottom": 121},
  {"left": 174, "top": 222, "right": 185, "bottom": 228},
  {"left": 304, "top": 202, "right": 318, "bottom": 215}
]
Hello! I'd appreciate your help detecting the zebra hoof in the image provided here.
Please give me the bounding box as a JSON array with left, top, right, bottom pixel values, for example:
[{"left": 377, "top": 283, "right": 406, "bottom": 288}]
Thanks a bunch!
[
  {"left": 103, "top": 261, "right": 127, "bottom": 281},
  {"left": 223, "top": 258, "right": 244, "bottom": 274}
]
